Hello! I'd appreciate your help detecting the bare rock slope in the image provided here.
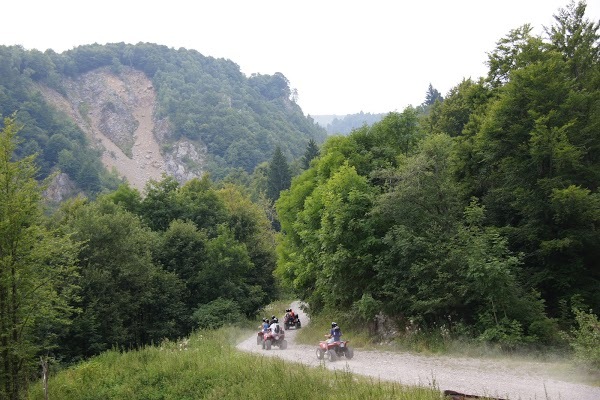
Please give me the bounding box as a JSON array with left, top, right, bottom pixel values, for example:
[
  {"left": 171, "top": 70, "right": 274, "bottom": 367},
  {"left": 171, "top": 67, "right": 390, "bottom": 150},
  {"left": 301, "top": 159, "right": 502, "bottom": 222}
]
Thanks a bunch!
[
  {"left": 39, "top": 66, "right": 206, "bottom": 191},
  {"left": 237, "top": 302, "right": 600, "bottom": 400}
]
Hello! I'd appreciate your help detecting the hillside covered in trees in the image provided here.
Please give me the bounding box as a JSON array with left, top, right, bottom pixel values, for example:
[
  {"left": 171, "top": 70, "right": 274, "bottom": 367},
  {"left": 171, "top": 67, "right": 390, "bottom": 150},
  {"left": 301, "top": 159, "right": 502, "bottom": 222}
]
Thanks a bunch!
[{"left": 0, "top": 42, "right": 326, "bottom": 197}]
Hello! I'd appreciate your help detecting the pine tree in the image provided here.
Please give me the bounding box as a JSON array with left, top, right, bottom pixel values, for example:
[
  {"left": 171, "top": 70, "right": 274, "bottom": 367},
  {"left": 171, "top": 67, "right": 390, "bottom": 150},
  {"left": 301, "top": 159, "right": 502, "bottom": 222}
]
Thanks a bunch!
[
  {"left": 301, "top": 139, "right": 320, "bottom": 170},
  {"left": 423, "top": 83, "right": 443, "bottom": 106},
  {"left": 266, "top": 146, "right": 291, "bottom": 201}
]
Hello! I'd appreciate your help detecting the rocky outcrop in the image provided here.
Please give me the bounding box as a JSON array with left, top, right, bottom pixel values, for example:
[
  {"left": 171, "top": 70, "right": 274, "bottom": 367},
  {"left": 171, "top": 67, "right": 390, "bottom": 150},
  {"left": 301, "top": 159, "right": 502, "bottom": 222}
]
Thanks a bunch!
[
  {"left": 165, "top": 139, "right": 208, "bottom": 183},
  {"left": 43, "top": 172, "right": 78, "bottom": 203},
  {"left": 38, "top": 66, "right": 206, "bottom": 192}
]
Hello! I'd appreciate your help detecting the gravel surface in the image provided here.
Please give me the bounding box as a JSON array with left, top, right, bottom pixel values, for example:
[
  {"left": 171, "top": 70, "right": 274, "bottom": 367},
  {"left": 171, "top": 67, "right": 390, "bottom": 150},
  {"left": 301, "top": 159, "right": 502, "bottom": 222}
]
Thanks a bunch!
[{"left": 237, "top": 302, "right": 600, "bottom": 400}]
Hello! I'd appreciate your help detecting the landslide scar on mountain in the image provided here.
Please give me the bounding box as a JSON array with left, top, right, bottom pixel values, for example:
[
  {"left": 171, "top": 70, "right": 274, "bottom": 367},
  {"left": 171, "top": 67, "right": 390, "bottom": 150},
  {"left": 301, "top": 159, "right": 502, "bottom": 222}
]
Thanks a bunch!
[{"left": 38, "top": 66, "right": 167, "bottom": 191}]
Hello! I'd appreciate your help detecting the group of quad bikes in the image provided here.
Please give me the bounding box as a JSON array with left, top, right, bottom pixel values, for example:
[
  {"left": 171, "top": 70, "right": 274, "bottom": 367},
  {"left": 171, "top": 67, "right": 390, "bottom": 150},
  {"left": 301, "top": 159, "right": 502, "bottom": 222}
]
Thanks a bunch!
[{"left": 256, "top": 310, "right": 354, "bottom": 362}]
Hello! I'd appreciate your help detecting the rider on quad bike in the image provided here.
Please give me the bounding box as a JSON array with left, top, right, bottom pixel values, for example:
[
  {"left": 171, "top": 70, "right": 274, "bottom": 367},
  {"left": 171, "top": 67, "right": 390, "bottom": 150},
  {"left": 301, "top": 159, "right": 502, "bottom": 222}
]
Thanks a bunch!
[
  {"left": 316, "top": 322, "right": 354, "bottom": 361},
  {"left": 262, "top": 317, "right": 288, "bottom": 350},
  {"left": 327, "top": 322, "right": 342, "bottom": 343},
  {"left": 257, "top": 317, "right": 270, "bottom": 345},
  {"left": 284, "top": 308, "right": 301, "bottom": 330}
]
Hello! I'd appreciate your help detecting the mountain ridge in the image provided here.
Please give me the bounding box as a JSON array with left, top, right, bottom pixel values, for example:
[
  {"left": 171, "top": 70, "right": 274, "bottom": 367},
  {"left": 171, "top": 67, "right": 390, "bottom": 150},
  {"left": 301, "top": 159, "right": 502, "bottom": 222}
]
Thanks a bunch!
[{"left": 0, "top": 42, "right": 327, "bottom": 195}]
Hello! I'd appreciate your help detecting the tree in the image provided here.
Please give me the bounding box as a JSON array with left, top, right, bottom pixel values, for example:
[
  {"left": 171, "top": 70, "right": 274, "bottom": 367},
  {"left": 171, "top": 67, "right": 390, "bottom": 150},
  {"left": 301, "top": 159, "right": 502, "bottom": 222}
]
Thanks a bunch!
[
  {"left": 485, "top": 24, "right": 544, "bottom": 88},
  {"left": 0, "top": 115, "right": 79, "bottom": 399},
  {"left": 140, "top": 175, "right": 181, "bottom": 231},
  {"left": 546, "top": 1, "right": 600, "bottom": 85},
  {"left": 473, "top": 1, "right": 600, "bottom": 317},
  {"left": 266, "top": 146, "right": 291, "bottom": 202},
  {"left": 56, "top": 196, "right": 187, "bottom": 358},
  {"left": 423, "top": 83, "right": 443, "bottom": 106},
  {"left": 301, "top": 138, "right": 320, "bottom": 170}
]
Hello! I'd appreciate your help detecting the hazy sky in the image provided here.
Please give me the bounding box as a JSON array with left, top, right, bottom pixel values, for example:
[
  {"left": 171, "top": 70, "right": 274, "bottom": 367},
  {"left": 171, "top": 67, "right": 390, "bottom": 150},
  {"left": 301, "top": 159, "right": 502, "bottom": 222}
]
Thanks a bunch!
[{"left": 2, "top": 1, "right": 599, "bottom": 115}]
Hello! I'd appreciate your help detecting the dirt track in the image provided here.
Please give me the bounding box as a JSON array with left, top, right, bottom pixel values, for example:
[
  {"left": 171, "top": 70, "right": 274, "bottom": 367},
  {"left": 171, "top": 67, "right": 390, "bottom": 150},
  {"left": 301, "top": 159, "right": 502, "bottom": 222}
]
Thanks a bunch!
[{"left": 236, "top": 302, "right": 600, "bottom": 400}]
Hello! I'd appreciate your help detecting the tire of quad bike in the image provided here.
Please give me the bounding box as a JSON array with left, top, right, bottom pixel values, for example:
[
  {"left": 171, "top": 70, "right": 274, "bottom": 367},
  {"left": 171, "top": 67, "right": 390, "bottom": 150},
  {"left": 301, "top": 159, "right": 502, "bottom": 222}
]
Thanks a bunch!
[
  {"left": 262, "top": 339, "right": 265, "bottom": 349},
  {"left": 265, "top": 339, "right": 272, "bottom": 350},
  {"left": 296, "top": 321, "right": 301, "bottom": 329},
  {"left": 280, "top": 340, "right": 288, "bottom": 350},
  {"left": 284, "top": 324, "right": 288, "bottom": 331},
  {"left": 316, "top": 348, "right": 324, "bottom": 360},
  {"left": 257, "top": 335, "right": 262, "bottom": 345},
  {"left": 326, "top": 350, "right": 337, "bottom": 362},
  {"left": 344, "top": 347, "right": 354, "bottom": 359}
]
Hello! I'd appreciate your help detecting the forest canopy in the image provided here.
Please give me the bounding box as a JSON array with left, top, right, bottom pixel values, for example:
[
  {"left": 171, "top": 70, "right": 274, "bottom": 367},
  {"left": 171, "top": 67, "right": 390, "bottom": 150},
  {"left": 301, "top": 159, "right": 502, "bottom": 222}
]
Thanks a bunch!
[{"left": 275, "top": 0, "right": 600, "bottom": 347}]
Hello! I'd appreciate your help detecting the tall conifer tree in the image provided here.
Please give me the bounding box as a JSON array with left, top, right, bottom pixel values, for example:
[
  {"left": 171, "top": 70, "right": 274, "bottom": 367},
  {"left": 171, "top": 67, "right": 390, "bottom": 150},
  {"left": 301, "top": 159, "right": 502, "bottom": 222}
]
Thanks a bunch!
[{"left": 266, "top": 146, "right": 291, "bottom": 201}]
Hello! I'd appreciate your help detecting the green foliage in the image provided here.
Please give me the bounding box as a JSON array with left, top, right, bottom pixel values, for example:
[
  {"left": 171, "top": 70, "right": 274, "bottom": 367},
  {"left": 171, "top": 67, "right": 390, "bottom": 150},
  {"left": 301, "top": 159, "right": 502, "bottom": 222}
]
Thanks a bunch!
[
  {"left": 546, "top": 0, "right": 600, "bottom": 86},
  {"left": 277, "top": 3, "right": 600, "bottom": 350},
  {"left": 0, "top": 115, "right": 80, "bottom": 399},
  {"left": 477, "top": 317, "right": 529, "bottom": 350},
  {"left": 471, "top": 2, "right": 600, "bottom": 319},
  {"left": 55, "top": 196, "right": 187, "bottom": 359},
  {"left": 485, "top": 24, "right": 545, "bottom": 88},
  {"left": 301, "top": 138, "right": 320, "bottom": 170},
  {"left": 352, "top": 293, "right": 383, "bottom": 321},
  {"left": 192, "top": 298, "right": 242, "bottom": 329},
  {"left": 570, "top": 308, "right": 600, "bottom": 370},
  {"left": 266, "top": 146, "right": 291, "bottom": 202},
  {"left": 422, "top": 83, "right": 443, "bottom": 107}
]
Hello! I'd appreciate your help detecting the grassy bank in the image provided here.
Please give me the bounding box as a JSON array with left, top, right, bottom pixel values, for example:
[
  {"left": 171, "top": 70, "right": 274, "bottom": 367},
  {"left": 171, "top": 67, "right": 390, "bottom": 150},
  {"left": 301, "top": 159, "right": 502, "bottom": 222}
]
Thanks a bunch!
[{"left": 27, "top": 328, "right": 443, "bottom": 400}]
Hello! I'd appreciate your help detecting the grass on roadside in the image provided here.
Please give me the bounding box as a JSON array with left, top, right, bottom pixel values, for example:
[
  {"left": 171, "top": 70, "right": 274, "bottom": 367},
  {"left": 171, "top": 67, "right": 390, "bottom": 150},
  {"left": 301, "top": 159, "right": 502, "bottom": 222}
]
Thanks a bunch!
[{"left": 27, "top": 327, "right": 444, "bottom": 400}]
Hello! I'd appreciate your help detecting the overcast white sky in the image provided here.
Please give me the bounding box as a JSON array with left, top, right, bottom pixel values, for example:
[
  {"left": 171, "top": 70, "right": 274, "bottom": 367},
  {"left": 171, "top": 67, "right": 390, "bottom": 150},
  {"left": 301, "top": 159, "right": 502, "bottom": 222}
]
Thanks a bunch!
[{"left": 2, "top": 1, "right": 599, "bottom": 115}]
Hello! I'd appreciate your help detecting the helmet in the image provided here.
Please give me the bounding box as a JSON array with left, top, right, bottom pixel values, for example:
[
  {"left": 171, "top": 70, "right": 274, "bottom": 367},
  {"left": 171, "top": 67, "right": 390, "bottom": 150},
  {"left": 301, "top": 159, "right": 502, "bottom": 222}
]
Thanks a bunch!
[
  {"left": 273, "top": 317, "right": 279, "bottom": 323},
  {"left": 272, "top": 315, "right": 276, "bottom": 320},
  {"left": 331, "top": 322, "right": 337, "bottom": 328}
]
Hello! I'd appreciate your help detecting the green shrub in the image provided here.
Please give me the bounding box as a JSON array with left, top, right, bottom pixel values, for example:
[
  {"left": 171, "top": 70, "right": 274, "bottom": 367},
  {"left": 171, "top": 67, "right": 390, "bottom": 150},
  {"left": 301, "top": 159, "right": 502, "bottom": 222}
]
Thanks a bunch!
[
  {"left": 192, "top": 298, "right": 242, "bottom": 329},
  {"left": 478, "top": 317, "right": 531, "bottom": 350},
  {"left": 570, "top": 308, "right": 600, "bottom": 370}
]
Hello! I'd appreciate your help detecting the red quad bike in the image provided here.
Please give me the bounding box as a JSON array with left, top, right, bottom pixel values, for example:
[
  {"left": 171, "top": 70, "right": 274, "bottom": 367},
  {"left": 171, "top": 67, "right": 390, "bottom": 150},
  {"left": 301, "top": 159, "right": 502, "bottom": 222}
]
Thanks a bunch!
[
  {"left": 284, "top": 313, "right": 302, "bottom": 330},
  {"left": 261, "top": 328, "right": 287, "bottom": 350},
  {"left": 316, "top": 338, "right": 354, "bottom": 361}
]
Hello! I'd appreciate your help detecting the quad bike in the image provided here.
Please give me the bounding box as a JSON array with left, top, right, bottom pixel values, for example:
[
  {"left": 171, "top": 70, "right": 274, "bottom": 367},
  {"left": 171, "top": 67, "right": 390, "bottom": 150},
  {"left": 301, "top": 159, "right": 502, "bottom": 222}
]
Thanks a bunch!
[
  {"left": 316, "top": 338, "right": 354, "bottom": 361},
  {"left": 261, "top": 328, "right": 288, "bottom": 350},
  {"left": 283, "top": 313, "right": 302, "bottom": 330}
]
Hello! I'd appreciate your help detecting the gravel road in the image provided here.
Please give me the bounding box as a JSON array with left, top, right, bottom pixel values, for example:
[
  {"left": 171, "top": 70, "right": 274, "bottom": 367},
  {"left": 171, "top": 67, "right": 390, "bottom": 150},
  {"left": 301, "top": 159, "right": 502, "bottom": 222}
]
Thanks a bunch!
[{"left": 236, "top": 302, "right": 600, "bottom": 400}]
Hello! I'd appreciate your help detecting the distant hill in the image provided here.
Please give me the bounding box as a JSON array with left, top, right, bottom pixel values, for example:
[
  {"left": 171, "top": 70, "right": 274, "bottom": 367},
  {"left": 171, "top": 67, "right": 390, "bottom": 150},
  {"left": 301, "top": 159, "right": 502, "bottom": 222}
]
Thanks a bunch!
[
  {"left": 312, "top": 112, "right": 386, "bottom": 135},
  {"left": 310, "top": 114, "right": 344, "bottom": 127},
  {"left": 0, "top": 43, "right": 327, "bottom": 196}
]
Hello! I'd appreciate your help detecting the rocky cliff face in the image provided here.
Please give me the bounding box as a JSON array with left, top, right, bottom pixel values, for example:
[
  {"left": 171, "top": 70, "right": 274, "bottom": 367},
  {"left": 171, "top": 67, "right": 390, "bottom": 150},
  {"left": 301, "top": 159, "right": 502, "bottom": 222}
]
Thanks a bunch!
[{"left": 38, "top": 66, "right": 206, "bottom": 192}]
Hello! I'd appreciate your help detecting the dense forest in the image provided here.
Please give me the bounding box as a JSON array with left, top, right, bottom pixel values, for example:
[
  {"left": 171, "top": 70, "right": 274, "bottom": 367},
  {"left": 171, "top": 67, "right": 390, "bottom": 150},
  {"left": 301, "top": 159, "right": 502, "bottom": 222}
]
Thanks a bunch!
[
  {"left": 1, "top": 1, "right": 599, "bottom": 399},
  {"left": 0, "top": 112, "right": 283, "bottom": 397},
  {"left": 276, "top": 1, "right": 599, "bottom": 347}
]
